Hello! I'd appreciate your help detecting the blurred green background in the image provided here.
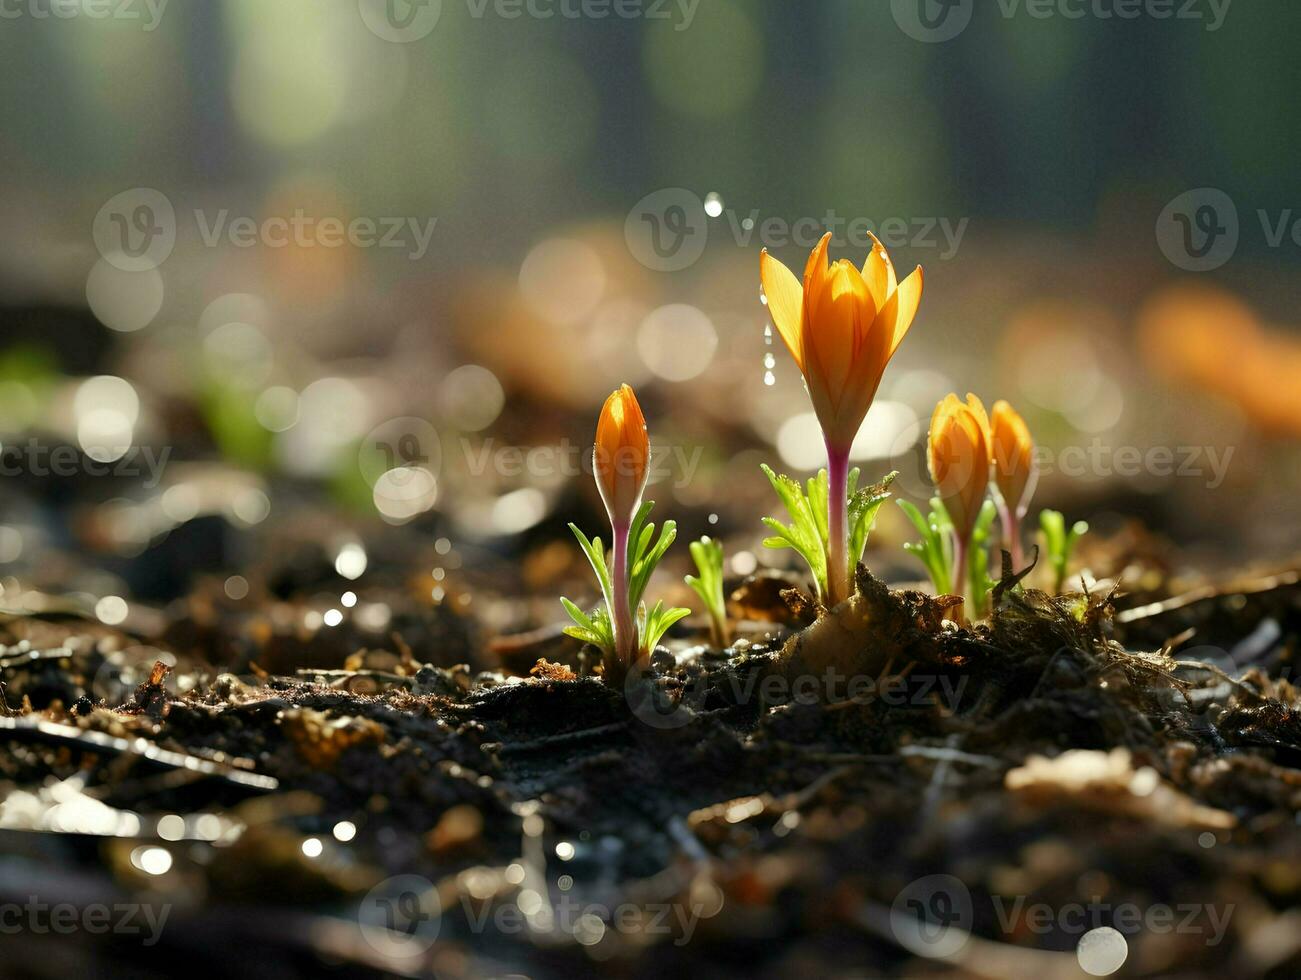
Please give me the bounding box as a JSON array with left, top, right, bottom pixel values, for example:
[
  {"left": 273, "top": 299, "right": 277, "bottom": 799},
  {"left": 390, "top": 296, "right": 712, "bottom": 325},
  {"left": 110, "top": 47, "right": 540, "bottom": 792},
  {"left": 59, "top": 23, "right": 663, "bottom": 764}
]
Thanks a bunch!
[{"left": 0, "top": 0, "right": 1298, "bottom": 613}]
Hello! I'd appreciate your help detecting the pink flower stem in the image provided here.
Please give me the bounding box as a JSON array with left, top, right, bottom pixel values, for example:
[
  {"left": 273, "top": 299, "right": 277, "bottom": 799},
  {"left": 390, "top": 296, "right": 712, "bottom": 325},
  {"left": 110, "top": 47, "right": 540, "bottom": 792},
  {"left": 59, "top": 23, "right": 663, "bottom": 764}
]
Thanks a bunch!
[
  {"left": 826, "top": 442, "right": 851, "bottom": 607},
  {"left": 951, "top": 531, "right": 968, "bottom": 624},
  {"left": 609, "top": 521, "right": 637, "bottom": 675}
]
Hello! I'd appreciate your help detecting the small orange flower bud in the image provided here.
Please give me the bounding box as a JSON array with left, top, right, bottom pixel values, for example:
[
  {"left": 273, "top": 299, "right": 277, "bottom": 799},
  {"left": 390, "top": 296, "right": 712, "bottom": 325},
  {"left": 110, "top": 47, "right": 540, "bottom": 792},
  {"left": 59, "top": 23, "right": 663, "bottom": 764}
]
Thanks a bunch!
[
  {"left": 594, "top": 384, "right": 649, "bottom": 529},
  {"left": 928, "top": 393, "right": 991, "bottom": 543},
  {"left": 990, "top": 400, "right": 1036, "bottom": 517},
  {"left": 760, "top": 232, "right": 923, "bottom": 453}
]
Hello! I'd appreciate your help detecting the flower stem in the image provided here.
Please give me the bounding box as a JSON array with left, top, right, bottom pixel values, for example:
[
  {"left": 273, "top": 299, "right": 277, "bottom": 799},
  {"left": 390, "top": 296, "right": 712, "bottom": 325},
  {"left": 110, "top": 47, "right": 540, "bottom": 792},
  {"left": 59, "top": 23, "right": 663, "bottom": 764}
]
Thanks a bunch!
[
  {"left": 996, "top": 500, "right": 1023, "bottom": 571},
  {"left": 609, "top": 522, "right": 637, "bottom": 675},
  {"left": 825, "top": 442, "right": 851, "bottom": 607},
  {"left": 951, "top": 531, "right": 968, "bottom": 624}
]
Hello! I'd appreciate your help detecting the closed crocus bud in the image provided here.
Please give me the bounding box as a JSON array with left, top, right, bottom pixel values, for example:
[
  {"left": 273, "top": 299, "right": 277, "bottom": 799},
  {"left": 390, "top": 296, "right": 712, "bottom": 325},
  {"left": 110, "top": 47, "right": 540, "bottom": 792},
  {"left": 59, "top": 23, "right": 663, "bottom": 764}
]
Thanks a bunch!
[
  {"left": 990, "top": 400, "right": 1035, "bottom": 517},
  {"left": 594, "top": 384, "right": 649, "bottom": 530},
  {"left": 928, "top": 393, "right": 991, "bottom": 545}
]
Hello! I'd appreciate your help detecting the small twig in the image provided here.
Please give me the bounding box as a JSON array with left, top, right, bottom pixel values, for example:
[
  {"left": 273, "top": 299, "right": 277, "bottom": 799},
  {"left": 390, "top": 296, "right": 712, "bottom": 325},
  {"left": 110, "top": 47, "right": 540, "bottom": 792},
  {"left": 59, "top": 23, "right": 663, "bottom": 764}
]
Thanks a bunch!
[
  {"left": 0, "top": 716, "right": 278, "bottom": 791},
  {"left": 495, "top": 720, "right": 630, "bottom": 755}
]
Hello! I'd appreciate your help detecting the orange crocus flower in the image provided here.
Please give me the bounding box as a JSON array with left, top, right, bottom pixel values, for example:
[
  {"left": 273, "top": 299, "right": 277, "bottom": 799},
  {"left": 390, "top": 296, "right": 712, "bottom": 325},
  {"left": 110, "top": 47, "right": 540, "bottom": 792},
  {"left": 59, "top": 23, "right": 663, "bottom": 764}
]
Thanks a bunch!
[
  {"left": 760, "top": 232, "right": 923, "bottom": 605},
  {"left": 593, "top": 384, "right": 649, "bottom": 666},
  {"left": 929, "top": 393, "right": 991, "bottom": 603},
  {"left": 760, "top": 232, "right": 924, "bottom": 453},
  {"left": 594, "top": 384, "right": 649, "bottom": 531},
  {"left": 989, "top": 400, "right": 1036, "bottom": 569}
]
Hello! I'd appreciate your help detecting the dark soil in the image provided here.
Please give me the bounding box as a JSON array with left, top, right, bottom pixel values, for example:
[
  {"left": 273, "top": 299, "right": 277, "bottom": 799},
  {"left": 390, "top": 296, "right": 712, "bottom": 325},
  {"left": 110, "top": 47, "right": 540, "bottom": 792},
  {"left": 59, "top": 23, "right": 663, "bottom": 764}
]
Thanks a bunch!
[{"left": 1, "top": 564, "right": 1299, "bottom": 978}]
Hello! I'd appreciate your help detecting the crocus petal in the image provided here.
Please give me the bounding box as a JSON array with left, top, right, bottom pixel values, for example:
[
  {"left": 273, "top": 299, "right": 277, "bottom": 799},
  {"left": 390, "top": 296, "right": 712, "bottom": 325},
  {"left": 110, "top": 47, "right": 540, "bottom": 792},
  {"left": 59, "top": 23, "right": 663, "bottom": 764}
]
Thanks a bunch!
[
  {"left": 965, "top": 393, "right": 990, "bottom": 445},
  {"left": 805, "top": 261, "right": 861, "bottom": 412},
  {"left": 885, "top": 265, "right": 924, "bottom": 357},
  {"left": 803, "top": 232, "right": 832, "bottom": 290},
  {"left": 861, "top": 232, "right": 898, "bottom": 310},
  {"left": 759, "top": 249, "right": 804, "bottom": 371}
]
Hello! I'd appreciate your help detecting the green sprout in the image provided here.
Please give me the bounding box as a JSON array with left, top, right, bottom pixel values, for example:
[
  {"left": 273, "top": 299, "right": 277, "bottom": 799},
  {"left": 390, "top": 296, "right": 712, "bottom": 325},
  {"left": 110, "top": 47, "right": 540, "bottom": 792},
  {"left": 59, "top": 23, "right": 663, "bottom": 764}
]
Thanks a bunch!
[
  {"left": 900, "top": 496, "right": 999, "bottom": 620},
  {"left": 1040, "top": 509, "right": 1088, "bottom": 594},
  {"left": 965, "top": 499, "right": 999, "bottom": 619},
  {"left": 898, "top": 497, "right": 953, "bottom": 596},
  {"left": 761, "top": 465, "right": 895, "bottom": 604},
  {"left": 561, "top": 501, "right": 690, "bottom": 672},
  {"left": 685, "top": 536, "right": 728, "bottom": 648}
]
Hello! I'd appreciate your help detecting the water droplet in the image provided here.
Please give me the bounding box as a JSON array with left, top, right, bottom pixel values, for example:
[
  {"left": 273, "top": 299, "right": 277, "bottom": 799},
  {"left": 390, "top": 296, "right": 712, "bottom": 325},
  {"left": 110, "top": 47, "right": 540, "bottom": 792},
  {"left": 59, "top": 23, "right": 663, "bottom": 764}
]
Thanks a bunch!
[
  {"left": 1077, "top": 927, "right": 1127, "bottom": 976},
  {"left": 763, "top": 370, "right": 776, "bottom": 386},
  {"left": 763, "top": 353, "right": 775, "bottom": 369},
  {"left": 703, "top": 192, "right": 724, "bottom": 218}
]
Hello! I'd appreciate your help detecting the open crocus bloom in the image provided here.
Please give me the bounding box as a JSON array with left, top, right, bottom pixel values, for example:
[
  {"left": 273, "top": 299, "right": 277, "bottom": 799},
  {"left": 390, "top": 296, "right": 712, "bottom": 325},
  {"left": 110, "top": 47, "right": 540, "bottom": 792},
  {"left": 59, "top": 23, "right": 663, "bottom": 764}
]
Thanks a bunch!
[
  {"left": 760, "top": 232, "right": 923, "bottom": 452},
  {"left": 760, "top": 232, "right": 923, "bottom": 606},
  {"left": 594, "top": 383, "right": 649, "bottom": 531}
]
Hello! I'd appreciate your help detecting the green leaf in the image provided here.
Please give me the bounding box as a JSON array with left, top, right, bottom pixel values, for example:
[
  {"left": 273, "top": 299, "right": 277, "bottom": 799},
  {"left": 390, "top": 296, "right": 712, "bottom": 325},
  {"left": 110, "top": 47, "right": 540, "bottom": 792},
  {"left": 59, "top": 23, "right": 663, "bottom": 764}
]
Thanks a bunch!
[
  {"left": 1040, "top": 509, "right": 1088, "bottom": 594},
  {"left": 966, "top": 499, "right": 999, "bottom": 618},
  {"left": 627, "top": 501, "right": 677, "bottom": 612},
  {"left": 898, "top": 497, "right": 953, "bottom": 595},
  {"left": 760, "top": 463, "right": 829, "bottom": 599},
  {"left": 568, "top": 523, "right": 614, "bottom": 610},
  {"left": 848, "top": 470, "right": 897, "bottom": 571},
  {"left": 685, "top": 536, "right": 727, "bottom": 647},
  {"left": 640, "top": 600, "right": 692, "bottom": 656},
  {"left": 560, "top": 598, "right": 615, "bottom": 653}
]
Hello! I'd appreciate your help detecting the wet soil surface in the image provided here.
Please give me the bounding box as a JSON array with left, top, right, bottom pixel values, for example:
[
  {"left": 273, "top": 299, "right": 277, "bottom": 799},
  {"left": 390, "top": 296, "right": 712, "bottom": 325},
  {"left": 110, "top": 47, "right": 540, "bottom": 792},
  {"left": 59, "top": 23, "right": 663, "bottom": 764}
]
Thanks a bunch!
[{"left": 1, "top": 566, "right": 1299, "bottom": 978}]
